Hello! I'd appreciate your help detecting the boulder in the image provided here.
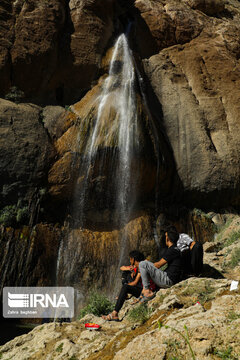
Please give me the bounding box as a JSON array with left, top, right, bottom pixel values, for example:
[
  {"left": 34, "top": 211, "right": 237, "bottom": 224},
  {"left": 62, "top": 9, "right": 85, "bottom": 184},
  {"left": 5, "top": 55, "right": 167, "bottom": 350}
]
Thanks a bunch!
[{"left": 0, "top": 99, "right": 54, "bottom": 207}]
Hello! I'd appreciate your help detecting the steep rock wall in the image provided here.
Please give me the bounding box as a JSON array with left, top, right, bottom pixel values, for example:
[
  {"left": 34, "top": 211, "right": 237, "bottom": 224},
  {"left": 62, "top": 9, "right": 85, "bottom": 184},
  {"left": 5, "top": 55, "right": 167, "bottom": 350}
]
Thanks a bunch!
[
  {"left": 135, "top": 0, "right": 240, "bottom": 207},
  {"left": 0, "top": 0, "right": 115, "bottom": 104},
  {"left": 0, "top": 0, "right": 240, "bottom": 297}
]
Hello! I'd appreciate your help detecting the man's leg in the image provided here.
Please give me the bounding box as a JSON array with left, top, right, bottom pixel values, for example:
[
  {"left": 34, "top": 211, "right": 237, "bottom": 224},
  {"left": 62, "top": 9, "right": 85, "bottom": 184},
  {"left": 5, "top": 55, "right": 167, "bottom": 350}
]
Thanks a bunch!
[
  {"left": 191, "top": 242, "right": 203, "bottom": 276},
  {"left": 181, "top": 249, "right": 192, "bottom": 278},
  {"left": 114, "top": 284, "right": 142, "bottom": 313},
  {"left": 139, "top": 260, "right": 173, "bottom": 289}
]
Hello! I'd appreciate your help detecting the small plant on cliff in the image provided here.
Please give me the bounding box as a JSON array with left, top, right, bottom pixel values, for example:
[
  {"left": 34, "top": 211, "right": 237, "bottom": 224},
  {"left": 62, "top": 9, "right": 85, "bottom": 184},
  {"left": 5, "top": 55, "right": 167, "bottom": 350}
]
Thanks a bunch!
[
  {"left": 0, "top": 204, "right": 29, "bottom": 227},
  {"left": 213, "top": 345, "right": 238, "bottom": 359},
  {"left": 78, "top": 291, "right": 114, "bottom": 319},
  {"left": 227, "top": 248, "right": 240, "bottom": 269},
  {"left": 218, "top": 230, "right": 240, "bottom": 250},
  {"left": 55, "top": 342, "right": 63, "bottom": 353},
  {"left": 0, "top": 205, "right": 18, "bottom": 227},
  {"left": 227, "top": 311, "right": 240, "bottom": 322},
  {"left": 127, "top": 303, "right": 153, "bottom": 325},
  {"left": 5, "top": 86, "right": 25, "bottom": 103},
  {"left": 158, "top": 321, "right": 196, "bottom": 360}
]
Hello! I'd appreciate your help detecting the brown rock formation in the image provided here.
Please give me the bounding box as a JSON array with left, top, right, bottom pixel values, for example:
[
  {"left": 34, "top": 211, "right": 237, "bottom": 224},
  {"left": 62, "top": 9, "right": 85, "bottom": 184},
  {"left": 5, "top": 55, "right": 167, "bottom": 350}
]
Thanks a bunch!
[
  {"left": 0, "top": 0, "right": 115, "bottom": 104},
  {"left": 0, "top": 224, "right": 61, "bottom": 292},
  {"left": 1, "top": 0, "right": 240, "bottom": 306},
  {"left": 0, "top": 99, "right": 54, "bottom": 208},
  {"left": 57, "top": 214, "right": 158, "bottom": 295},
  {"left": 139, "top": 0, "right": 240, "bottom": 206}
]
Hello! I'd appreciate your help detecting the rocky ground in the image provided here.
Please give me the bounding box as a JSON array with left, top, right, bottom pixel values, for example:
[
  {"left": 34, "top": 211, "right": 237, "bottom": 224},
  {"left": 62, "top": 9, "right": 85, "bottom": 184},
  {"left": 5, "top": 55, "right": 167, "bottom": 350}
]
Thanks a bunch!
[{"left": 0, "top": 214, "right": 239, "bottom": 360}]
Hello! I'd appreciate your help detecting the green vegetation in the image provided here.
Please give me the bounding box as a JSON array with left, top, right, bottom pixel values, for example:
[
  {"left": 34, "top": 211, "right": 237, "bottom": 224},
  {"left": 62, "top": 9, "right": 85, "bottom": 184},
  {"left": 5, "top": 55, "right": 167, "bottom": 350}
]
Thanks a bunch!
[
  {"left": 65, "top": 105, "right": 74, "bottom": 113},
  {"left": 192, "top": 208, "right": 211, "bottom": 219},
  {"left": 78, "top": 291, "right": 114, "bottom": 319},
  {"left": 227, "top": 248, "right": 240, "bottom": 269},
  {"left": 127, "top": 303, "right": 153, "bottom": 324},
  {"left": 158, "top": 322, "right": 196, "bottom": 360},
  {"left": 0, "top": 352, "right": 3, "bottom": 359},
  {"left": 55, "top": 343, "right": 63, "bottom": 353},
  {"left": 4, "top": 86, "right": 25, "bottom": 103},
  {"left": 181, "top": 280, "right": 215, "bottom": 305},
  {"left": 69, "top": 356, "right": 78, "bottom": 360},
  {"left": 213, "top": 346, "right": 238, "bottom": 359},
  {"left": 218, "top": 230, "right": 240, "bottom": 250},
  {"left": 227, "top": 311, "right": 240, "bottom": 322},
  {"left": 0, "top": 204, "right": 29, "bottom": 227},
  {"left": 164, "top": 339, "right": 182, "bottom": 359}
]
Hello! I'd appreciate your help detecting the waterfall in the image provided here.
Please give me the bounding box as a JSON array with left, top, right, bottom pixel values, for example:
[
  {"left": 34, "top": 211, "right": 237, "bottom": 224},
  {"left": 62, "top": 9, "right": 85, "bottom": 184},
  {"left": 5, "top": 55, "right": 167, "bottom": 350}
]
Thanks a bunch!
[
  {"left": 56, "top": 33, "right": 141, "bottom": 290},
  {"left": 72, "top": 33, "right": 140, "bottom": 227}
]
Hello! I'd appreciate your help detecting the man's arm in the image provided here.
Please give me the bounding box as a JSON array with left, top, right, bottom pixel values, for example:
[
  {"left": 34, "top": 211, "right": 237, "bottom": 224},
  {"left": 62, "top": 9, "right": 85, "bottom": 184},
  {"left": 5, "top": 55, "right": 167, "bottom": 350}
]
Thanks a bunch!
[
  {"left": 128, "top": 272, "right": 141, "bottom": 286},
  {"left": 153, "top": 258, "right": 167, "bottom": 269},
  {"left": 120, "top": 265, "right": 134, "bottom": 271},
  {"left": 189, "top": 241, "right": 196, "bottom": 250}
]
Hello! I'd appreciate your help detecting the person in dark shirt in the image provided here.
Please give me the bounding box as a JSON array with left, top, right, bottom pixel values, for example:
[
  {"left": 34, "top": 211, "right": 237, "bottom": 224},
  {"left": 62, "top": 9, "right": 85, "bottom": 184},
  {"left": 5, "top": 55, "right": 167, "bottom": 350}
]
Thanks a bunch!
[{"left": 139, "top": 228, "right": 181, "bottom": 302}]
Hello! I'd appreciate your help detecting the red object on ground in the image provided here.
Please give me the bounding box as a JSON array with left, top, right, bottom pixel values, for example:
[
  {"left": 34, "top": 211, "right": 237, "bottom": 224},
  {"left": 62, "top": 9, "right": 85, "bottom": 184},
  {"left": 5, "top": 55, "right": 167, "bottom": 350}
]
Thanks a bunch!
[{"left": 85, "top": 323, "right": 101, "bottom": 330}]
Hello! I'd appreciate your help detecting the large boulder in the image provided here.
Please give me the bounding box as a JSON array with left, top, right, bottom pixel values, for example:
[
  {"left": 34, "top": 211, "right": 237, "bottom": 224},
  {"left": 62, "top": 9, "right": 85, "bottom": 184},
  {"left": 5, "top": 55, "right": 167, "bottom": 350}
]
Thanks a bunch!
[{"left": 0, "top": 99, "right": 54, "bottom": 208}]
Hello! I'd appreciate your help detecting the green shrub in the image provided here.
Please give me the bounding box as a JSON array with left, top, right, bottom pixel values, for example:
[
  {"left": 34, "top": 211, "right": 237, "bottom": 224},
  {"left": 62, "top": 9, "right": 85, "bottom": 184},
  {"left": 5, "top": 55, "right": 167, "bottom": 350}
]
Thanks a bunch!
[
  {"left": 78, "top": 292, "right": 114, "bottom": 319},
  {"left": 5, "top": 86, "right": 25, "bottom": 103},
  {"left": 0, "top": 204, "right": 29, "bottom": 227},
  {"left": 0, "top": 205, "right": 17, "bottom": 227},
  {"left": 127, "top": 303, "right": 152, "bottom": 324},
  {"left": 16, "top": 207, "right": 29, "bottom": 224}
]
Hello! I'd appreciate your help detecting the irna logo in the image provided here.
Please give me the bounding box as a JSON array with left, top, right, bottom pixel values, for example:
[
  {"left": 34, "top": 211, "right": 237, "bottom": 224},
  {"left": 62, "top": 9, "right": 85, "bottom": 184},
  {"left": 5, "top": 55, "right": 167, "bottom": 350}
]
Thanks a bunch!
[
  {"left": 8, "top": 292, "right": 69, "bottom": 308},
  {"left": 3, "top": 287, "right": 74, "bottom": 318}
]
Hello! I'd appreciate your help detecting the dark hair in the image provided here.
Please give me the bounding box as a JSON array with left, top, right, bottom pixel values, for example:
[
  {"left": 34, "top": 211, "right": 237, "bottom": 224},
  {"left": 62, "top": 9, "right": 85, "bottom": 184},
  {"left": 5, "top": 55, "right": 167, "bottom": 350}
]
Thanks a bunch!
[
  {"left": 166, "top": 228, "right": 179, "bottom": 244},
  {"left": 129, "top": 250, "right": 145, "bottom": 262}
]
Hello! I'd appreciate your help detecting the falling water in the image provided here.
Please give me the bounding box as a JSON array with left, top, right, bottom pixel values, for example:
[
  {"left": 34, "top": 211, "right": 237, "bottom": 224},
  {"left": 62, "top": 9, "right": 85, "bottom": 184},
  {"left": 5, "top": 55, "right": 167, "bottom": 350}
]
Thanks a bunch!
[
  {"left": 56, "top": 33, "right": 141, "bottom": 288},
  {"left": 73, "top": 33, "right": 140, "bottom": 227}
]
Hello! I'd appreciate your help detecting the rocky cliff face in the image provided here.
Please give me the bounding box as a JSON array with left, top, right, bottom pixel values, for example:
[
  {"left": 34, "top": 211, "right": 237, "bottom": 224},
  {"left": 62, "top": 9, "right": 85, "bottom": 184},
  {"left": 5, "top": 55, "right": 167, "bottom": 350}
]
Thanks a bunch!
[
  {"left": 0, "top": 0, "right": 240, "bottom": 299},
  {"left": 1, "top": 0, "right": 240, "bottom": 212},
  {"left": 0, "top": 216, "right": 239, "bottom": 359}
]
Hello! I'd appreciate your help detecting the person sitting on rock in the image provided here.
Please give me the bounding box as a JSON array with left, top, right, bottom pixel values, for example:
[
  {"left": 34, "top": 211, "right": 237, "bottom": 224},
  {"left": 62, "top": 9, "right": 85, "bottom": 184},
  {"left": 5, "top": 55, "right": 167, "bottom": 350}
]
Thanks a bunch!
[
  {"left": 177, "top": 230, "right": 203, "bottom": 277},
  {"left": 138, "top": 228, "right": 182, "bottom": 303},
  {"left": 120, "top": 250, "right": 142, "bottom": 286},
  {"left": 159, "top": 225, "right": 204, "bottom": 278},
  {"left": 102, "top": 250, "right": 145, "bottom": 321}
]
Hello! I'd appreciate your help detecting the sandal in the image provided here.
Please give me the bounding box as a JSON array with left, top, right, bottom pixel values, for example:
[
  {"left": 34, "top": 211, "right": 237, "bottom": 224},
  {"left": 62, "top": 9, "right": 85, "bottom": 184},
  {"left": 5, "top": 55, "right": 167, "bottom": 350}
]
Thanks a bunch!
[
  {"left": 131, "top": 295, "right": 143, "bottom": 304},
  {"left": 140, "top": 294, "right": 156, "bottom": 303},
  {"left": 102, "top": 313, "right": 120, "bottom": 322}
]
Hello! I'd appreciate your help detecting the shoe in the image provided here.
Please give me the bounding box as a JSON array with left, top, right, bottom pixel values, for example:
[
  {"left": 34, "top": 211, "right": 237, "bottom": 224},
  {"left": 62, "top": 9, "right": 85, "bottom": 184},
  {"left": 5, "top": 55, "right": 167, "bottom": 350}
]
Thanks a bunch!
[{"left": 140, "top": 294, "right": 156, "bottom": 303}]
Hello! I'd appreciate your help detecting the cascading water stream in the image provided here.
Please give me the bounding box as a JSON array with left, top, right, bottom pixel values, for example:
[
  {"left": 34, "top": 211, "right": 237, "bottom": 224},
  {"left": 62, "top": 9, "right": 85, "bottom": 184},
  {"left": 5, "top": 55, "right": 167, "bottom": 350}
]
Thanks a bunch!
[
  {"left": 75, "top": 33, "right": 139, "bottom": 227},
  {"left": 56, "top": 32, "right": 141, "bottom": 290}
]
